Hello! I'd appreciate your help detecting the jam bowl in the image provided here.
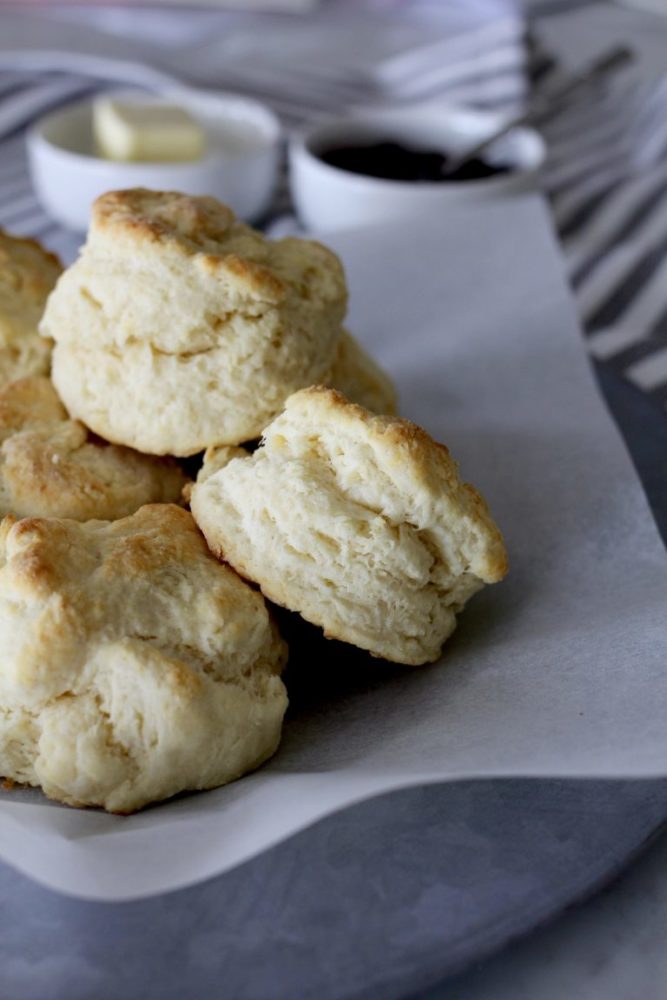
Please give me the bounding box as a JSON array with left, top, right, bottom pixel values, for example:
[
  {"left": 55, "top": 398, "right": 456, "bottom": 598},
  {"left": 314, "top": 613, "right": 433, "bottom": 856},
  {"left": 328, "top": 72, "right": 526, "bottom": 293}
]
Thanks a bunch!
[{"left": 289, "top": 106, "right": 546, "bottom": 232}]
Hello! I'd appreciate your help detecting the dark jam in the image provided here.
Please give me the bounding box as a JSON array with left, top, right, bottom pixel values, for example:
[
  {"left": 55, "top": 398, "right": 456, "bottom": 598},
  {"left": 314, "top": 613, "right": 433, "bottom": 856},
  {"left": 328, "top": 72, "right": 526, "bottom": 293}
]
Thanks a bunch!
[{"left": 318, "top": 140, "right": 511, "bottom": 182}]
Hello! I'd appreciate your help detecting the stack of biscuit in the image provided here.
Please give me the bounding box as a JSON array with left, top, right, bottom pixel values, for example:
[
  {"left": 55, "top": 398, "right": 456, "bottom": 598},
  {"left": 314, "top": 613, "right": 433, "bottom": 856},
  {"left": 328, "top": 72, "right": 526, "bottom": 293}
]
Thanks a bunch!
[{"left": 0, "top": 189, "right": 507, "bottom": 814}]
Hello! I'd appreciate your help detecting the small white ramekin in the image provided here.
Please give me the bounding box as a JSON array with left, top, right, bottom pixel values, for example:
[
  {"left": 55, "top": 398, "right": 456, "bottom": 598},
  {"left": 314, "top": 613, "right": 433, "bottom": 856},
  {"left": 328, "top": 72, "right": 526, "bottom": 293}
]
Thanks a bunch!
[
  {"left": 28, "top": 89, "right": 282, "bottom": 231},
  {"left": 289, "top": 106, "right": 545, "bottom": 232}
]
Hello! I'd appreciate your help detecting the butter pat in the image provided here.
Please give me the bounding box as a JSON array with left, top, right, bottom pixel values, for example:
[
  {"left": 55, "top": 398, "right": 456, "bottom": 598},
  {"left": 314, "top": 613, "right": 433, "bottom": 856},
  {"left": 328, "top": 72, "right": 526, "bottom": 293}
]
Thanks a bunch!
[{"left": 93, "top": 97, "right": 206, "bottom": 163}]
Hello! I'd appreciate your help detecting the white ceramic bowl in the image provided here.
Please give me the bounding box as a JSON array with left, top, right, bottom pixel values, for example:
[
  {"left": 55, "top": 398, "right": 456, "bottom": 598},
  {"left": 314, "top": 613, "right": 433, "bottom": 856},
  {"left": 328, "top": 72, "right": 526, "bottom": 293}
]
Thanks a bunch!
[
  {"left": 28, "top": 89, "right": 282, "bottom": 230},
  {"left": 289, "top": 106, "right": 545, "bottom": 232}
]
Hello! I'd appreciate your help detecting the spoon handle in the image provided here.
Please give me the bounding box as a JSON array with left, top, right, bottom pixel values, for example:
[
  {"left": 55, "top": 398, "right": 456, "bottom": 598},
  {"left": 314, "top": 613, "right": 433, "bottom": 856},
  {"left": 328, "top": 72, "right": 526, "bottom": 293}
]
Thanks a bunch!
[{"left": 441, "top": 45, "right": 634, "bottom": 178}]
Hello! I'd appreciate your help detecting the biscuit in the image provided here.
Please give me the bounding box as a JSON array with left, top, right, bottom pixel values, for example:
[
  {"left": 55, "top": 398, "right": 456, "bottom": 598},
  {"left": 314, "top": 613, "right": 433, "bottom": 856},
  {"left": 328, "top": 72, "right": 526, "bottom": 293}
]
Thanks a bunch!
[
  {"left": 0, "top": 504, "right": 288, "bottom": 813},
  {"left": 327, "top": 330, "right": 397, "bottom": 414},
  {"left": 191, "top": 387, "right": 507, "bottom": 665},
  {"left": 0, "top": 377, "right": 186, "bottom": 520},
  {"left": 0, "top": 230, "right": 61, "bottom": 386},
  {"left": 42, "top": 189, "right": 347, "bottom": 454}
]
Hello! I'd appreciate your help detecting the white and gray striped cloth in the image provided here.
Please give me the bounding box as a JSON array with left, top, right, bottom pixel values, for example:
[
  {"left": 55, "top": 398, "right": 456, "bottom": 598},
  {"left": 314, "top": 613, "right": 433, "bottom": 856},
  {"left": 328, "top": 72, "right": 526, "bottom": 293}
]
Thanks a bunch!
[{"left": 1, "top": 12, "right": 666, "bottom": 411}]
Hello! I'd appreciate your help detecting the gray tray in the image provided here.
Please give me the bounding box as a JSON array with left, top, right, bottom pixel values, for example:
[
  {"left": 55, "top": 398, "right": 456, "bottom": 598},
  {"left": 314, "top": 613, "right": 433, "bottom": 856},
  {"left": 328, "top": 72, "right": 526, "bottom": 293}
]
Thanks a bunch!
[{"left": 0, "top": 776, "right": 666, "bottom": 1000}]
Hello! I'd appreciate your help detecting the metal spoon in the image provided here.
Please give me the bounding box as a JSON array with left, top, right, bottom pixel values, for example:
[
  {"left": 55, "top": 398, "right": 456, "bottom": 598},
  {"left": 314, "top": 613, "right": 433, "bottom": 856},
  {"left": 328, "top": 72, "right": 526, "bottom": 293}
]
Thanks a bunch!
[{"left": 441, "top": 45, "right": 635, "bottom": 179}]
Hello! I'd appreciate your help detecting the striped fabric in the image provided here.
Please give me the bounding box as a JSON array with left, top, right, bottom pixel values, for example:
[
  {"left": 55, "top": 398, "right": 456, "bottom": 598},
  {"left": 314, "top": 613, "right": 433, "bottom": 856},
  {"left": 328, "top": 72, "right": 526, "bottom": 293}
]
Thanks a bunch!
[
  {"left": 546, "top": 76, "right": 667, "bottom": 410},
  {"left": 0, "top": 72, "right": 106, "bottom": 262},
  {"left": 0, "top": 18, "right": 666, "bottom": 411}
]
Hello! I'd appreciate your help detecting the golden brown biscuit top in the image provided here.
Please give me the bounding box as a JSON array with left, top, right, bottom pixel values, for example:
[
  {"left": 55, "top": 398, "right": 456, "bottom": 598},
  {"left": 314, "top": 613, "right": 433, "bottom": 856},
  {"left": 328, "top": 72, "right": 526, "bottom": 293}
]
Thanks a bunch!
[
  {"left": 0, "top": 230, "right": 62, "bottom": 308},
  {"left": 1, "top": 504, "right": 198, "bottom": 592},
  {"left": 93, "top": 188, "right": 237, "bottom": 252},
  {"left": 0, "top": 376, "right": 67, "bottom": 442},
  {"left": 0, "top": 376, "right": 187, "bottom": 521},
  {"left": 0, "top": 504, "right": 284, "bottom": 686},
  {"left": 90, "top": 189, "right": 346, "bottom": 306}
]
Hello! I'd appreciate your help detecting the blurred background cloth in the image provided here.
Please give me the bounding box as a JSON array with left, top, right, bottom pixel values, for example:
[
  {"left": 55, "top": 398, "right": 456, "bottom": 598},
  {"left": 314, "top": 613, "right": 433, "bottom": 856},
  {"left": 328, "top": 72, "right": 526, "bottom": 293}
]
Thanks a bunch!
[{"left": 1, "top": 0, "right": 667, "bottom": 411}]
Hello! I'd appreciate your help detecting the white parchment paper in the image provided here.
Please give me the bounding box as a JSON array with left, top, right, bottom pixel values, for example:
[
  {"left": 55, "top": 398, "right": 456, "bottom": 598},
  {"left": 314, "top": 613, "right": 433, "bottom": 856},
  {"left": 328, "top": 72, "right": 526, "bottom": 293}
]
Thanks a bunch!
[{"left": 1, "top": 194, "right": 665, "bottom": 901}]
